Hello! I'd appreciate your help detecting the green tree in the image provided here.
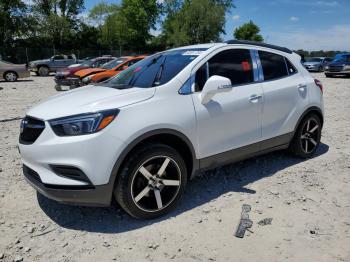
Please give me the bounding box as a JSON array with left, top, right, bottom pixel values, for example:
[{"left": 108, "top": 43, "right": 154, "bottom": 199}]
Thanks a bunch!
[
  {"left": 162, "top": 0, "right": 234, "bottom": 47},
  {"left": 32, "top": 0, "right": 85, "bottom": 49},
  {"left": 89, "top": 1, "right": 118, "bottom": 29},
  {"left": 0, "top": 0, "right": 27, "bottom": 47},
  {"left": 233, "top": 20, "right": 263, "bottom": 42},
  {"left": 90, "top": 0, "right": 160, "bottom": 50},
  {"left": 120, "top": 0, "right": 159, "bottom": 50}
]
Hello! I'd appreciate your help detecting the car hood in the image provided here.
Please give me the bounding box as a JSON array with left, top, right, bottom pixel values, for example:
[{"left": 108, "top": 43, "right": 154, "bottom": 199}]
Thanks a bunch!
[
  {"left": 30, "top": 59, "right": 50, "bottom": 65},
  {"left": 74, "top": 68, "right": 106, "bottom": 78},
  {"left": 304, "top": 62, "right": 320, "bottom": 66},
  {"left": 27, "top": 85, "right": 155, "bottom": 120}
]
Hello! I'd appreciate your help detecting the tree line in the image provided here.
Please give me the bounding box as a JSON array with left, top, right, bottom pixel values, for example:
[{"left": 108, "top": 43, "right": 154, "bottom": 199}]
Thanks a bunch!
[
  {"left": 1, "top": 0, "right": 237, "bottom": 52},
  {"left": 0, "top": 0, "right": 342, "bottom": 59}
]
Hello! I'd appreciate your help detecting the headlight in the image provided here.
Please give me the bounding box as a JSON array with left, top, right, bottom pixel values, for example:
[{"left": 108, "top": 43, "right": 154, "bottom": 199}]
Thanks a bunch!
[
  {"left": 82, "top": 75, "right": 93, "bottom": 84},
  {"left": 344, "top": 65, "right": 350, "bottom": 70},
  {"left": 325, "top": 66, "right": 329, "bottom": 70},
  {"left": 49, "top": 109, "right": 119, "bottom": 136}
]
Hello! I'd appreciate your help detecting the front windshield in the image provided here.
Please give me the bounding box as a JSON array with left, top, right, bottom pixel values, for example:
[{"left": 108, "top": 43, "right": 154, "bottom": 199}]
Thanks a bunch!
[
  {"left": 307, "top": 58, "right": 322, "bottom": 62},
  {"left": 104, "top": 48, "right": 207, "bottom": 89},
  {"left": 80, "top": 59, "right": 94, "bottom": 67},
  {"left": 102, "top": 58, "right": 128, "bottom": 70},
  {"left": 333, "top": 55, "right": 350, "bottom": 62}
]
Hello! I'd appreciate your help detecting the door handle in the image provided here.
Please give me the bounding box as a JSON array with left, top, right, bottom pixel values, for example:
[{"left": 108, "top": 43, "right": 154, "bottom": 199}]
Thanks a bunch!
[
  {"left": 298, "top": 84, "right": 307, "bottom": 90},
  {"left": 249, "top": 94, "right": 262, "bottom": 102}
]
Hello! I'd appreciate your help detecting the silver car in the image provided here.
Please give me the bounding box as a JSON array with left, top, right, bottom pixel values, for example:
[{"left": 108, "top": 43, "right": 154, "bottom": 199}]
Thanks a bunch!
[
  {"left": 0, "top": 60, "right": 30, "bottom": 82},
  {"left": 303, "top": 57, "right": 333, "bottom": 72}
]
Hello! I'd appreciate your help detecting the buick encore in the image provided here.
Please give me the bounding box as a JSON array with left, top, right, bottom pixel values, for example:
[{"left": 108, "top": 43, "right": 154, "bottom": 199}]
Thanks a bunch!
[{"left": 19, "top": 40, "right": 324, "bottom": 219}]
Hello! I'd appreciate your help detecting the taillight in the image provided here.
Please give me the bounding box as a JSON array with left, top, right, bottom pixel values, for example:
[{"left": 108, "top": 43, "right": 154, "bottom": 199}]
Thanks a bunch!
[{"left": 314, "top": 79, "right": 323, "bottom": 93}]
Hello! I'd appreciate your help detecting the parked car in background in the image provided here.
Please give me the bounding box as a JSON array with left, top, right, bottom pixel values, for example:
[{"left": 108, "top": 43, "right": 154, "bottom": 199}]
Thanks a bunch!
[
  {"left": 86, "top": 55, "right": 146, "bottom": 84},
  {"left": 0, "top": 59, "right": 30, "bottom": 82},
  {"left": 325, "top": 53, "right": 350, "bottom": 77},
  {"left": 28, "top": 54, "right": 83, "bottom": 76},
  {"left": 54, "top": 56, "right": 116, "bottom": 90},
  {"left": 19, "top": 41, "right": 324, "bottom": 219},
  {"left": 303, "top": 57, "right": 333, "bottom": 72},
  {"left": 74, "top": 56, "right": 146, "bottom": 85}
]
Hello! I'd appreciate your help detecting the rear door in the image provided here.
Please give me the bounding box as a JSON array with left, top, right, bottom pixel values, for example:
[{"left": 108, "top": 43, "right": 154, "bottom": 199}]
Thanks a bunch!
[
  {"left": 258, "top": 50, "right": 309, "bottom": 140},
  {"left": 191, "top": 48, "right": 263, "bottom": 158}
]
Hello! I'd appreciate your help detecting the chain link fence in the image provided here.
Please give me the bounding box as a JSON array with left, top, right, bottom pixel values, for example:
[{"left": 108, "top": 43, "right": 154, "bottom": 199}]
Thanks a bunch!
[{"left": 0, "top": 47, "right": 147, "bottom": 64}]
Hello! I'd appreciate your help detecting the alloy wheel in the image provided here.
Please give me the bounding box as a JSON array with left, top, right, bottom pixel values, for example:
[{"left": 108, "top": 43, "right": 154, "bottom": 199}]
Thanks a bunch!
[
  {"left": 131, "top": 156, "right": 181, "bottom": 212},
  {"left": 300, "top": 118, "right": 320, "bottom": 154},
  {"left": 5, "top": 72, "right": 17, "bottom": 82}
]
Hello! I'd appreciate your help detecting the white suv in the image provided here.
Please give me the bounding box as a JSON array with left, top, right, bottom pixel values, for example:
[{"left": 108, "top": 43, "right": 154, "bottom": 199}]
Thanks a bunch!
[{"left": 19, "top": 41, "right": 324, "bottom": 219}]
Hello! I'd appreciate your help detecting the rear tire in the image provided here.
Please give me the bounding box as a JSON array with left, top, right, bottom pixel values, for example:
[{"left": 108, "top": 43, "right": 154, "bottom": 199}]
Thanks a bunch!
[
  {"left": 114, "top": 143, "right": 187, "bottom": 219},
  {"left": 4, "top": 71, "right": 18, "bottom": 82},
  {"left": 38, "top": 66, "right": 49, "bottom": 76},
  {"left": 289, "top": 113, "right": 322, "bottom": 158}
]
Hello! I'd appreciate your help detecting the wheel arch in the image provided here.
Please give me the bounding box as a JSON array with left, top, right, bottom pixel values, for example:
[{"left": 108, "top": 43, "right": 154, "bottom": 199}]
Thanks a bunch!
[
  {"left": 294, "top": 106, "right": 324, "bottom": 132},
  {"left": 108, "top": 129, "right": 199, "bottom": 199}
]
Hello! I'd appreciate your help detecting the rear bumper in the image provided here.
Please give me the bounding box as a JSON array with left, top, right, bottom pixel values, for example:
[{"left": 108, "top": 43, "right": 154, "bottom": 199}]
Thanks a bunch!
[{"left": 23, "top": 164, "right": 113, "bottom": 206}]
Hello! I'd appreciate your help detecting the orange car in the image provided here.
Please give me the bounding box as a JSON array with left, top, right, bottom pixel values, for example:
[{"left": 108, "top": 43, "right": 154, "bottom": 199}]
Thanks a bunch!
[{"left": 75, "top": 55, "right": 146, "bottom": 85}]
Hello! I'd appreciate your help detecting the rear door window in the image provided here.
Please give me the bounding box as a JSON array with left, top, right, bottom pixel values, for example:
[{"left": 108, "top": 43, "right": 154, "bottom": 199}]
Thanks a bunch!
[
  {"left": 194, "top": 49, "right": 254, "bottom": 91},
  {"left": 258, "top": 51, "right": 288, "bottom": 80}
]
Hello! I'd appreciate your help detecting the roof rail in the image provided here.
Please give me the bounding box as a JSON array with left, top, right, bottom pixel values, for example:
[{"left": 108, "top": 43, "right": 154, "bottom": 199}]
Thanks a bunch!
[{"left": 225, "top": 40, "right": 293, "bottom": 54}]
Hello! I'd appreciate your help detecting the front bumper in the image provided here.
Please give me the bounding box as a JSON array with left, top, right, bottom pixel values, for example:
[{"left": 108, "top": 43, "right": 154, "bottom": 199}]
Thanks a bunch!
[
  {"left": 304, "top": 65, "right": 319, "bottom": 71},
  {"left": 23, "top": 164, "right": 113, "bottom": 206},
  {"left": 325, "top": 70, "right": 350, "bottom": 75},
  {"left": 19, "top": 120, "right": 126, "bottom": 206},
  {"left": 28, "top": 67, "right": 38, "bottom": 72},
  {"left": 54, "top": 76, "right": 82, "bottom": 87}
]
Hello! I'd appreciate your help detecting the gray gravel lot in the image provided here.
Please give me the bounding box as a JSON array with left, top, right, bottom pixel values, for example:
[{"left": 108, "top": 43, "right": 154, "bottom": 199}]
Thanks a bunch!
[{"left": 0, "top": 74, "right": 349, "bottom": 262}]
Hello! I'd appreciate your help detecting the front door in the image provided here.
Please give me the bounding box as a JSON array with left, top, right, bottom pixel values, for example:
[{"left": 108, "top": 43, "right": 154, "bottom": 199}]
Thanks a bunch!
[{"left": 191, "top": 48, "right": 263, "bottom": 159}]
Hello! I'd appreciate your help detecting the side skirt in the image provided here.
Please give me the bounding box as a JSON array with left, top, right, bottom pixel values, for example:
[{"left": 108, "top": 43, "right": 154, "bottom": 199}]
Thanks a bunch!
[{"left": 198, "top": 132, "right": 294, "bottom": 172}]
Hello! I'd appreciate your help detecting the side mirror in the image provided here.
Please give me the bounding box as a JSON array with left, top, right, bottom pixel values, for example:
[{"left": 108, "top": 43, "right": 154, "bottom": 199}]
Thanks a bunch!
[{"left": 200, "top": 75, "right": 232, "bottom": 104}]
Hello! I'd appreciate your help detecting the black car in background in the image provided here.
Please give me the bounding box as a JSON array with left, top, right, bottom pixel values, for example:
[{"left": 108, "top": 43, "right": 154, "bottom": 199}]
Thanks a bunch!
[{"left": 325, "top": 53, "right": 350, "bottom": 77}]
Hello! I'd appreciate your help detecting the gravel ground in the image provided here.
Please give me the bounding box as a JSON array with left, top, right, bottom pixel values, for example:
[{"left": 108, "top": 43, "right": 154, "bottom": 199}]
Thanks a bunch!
[{"left": 0, "top": 74, "right": 349, "bottom": 262}]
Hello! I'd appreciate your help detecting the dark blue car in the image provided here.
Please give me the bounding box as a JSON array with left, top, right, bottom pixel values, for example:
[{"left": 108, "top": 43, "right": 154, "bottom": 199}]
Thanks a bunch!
[{"left": 325, "top": 53, "right": 350, "bottom": 77}]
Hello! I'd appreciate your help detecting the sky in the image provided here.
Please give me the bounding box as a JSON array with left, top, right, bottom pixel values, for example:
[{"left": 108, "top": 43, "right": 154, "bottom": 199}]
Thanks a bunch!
[{"left": 84, "top": 0, "right": 350, "bottom": 51}]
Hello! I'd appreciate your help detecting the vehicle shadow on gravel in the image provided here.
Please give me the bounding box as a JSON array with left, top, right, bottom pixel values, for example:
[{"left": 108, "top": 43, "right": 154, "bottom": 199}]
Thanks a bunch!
[
  {"left": 37, "top": 143, "right": 329, "bottom": 233},
  {"left": 0, "top": 79, "right": 34, "bottom": 83}
]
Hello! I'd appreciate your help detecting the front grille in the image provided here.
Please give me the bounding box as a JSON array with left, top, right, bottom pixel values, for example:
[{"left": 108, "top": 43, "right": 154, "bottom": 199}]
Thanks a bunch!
[
  {"left": 329, "top": 66, "right": 344, "bottom": 72},
  {"left": 19, "top": 116, "right": 45, "bottom": 144},
  {"left": 23, "top": 164, "right": 42, "bottom": 183}
]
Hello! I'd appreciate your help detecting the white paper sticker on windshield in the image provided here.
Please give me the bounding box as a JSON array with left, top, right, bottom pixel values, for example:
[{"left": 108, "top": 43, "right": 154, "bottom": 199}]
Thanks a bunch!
[{"left": 182, "top": 51, "right": 204, "bottom": 56}]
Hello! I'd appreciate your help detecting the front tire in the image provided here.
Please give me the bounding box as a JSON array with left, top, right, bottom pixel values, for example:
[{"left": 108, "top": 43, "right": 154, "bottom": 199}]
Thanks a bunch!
[
  {"left": 114, "top": 144, "right": 187, "bottom": 219},
  {"left": 289, "top": 114, "right": 322, "bottom": 158}
]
